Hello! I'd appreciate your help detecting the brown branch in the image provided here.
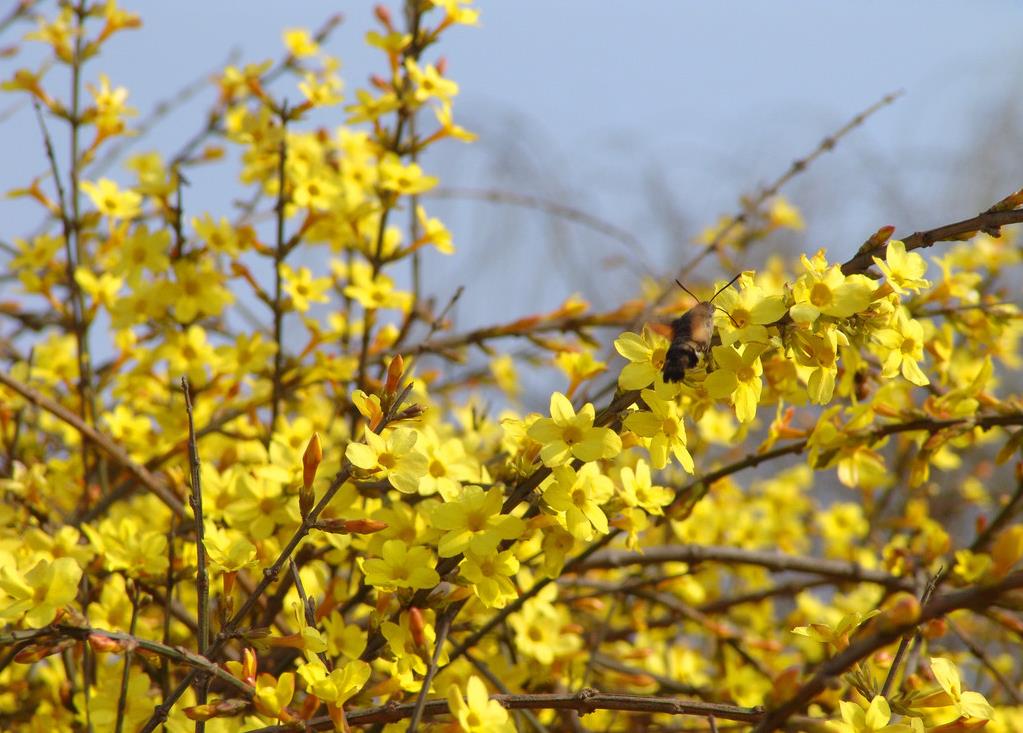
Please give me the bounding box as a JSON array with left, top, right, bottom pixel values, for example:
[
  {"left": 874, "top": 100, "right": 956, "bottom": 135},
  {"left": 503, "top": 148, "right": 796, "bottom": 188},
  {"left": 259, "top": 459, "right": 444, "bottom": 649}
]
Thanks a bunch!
[
  {"left": 675, "top": 90, "right": 903, "bottom": 283},
  {"left": 0, "top": 371, "right": 186, "bottom": 519},
  {"left": 842, "top": 207, "right": 1023, "bottom": 276},
  {"left": 139, "top": 384, "right": 416, "bottom": 733},
  {"left": 752, "top": 570, "right": 1023, "bottom": 732},
  {"left": 0, "top": 624, "right": 253, "bottom": 697},
  {"left": 576, "top": 544, "right": 909, "bottom": 589},
  {"left": 427, "top": 186, "right": 649, "bottom": 267},
  {"left": 270, "top": 105, "right": 290, "bottom": 434},
  {"left": 181, "top": 377, "right": 210, "bottom": 733},
  {"left": 245, "top": 689, "right": 768, "bottom": 732}
]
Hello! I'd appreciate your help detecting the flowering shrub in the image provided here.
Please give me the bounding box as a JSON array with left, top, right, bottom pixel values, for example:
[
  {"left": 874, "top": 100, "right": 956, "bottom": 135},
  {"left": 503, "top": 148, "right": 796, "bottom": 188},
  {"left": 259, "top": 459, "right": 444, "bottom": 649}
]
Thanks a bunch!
[{"left": 2, "top": 2, "right": 1023, "bottom": 732}]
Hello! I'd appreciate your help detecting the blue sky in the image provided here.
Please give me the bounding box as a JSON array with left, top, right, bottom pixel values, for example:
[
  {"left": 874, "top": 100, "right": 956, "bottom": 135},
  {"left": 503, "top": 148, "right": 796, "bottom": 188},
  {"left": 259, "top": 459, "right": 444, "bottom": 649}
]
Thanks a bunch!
[{"left": 3, "top": 1, "right": 1022, "bottom": 343}]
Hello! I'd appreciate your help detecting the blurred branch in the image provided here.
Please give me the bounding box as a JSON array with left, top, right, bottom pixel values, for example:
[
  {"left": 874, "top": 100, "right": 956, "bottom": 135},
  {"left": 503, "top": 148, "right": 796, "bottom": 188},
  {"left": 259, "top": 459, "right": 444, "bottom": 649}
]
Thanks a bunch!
[
  {"left": 427, "top": 186, "right": 652, "bottom": 274},
  {"left": 0, "top": 371, "right": 186, "bottom": 519},
  {"left": 753, "top": 569, "right": 1023, "bottom": 732},
  {"left": 576, "top": 544, "right": 909, "bottom": 589}
]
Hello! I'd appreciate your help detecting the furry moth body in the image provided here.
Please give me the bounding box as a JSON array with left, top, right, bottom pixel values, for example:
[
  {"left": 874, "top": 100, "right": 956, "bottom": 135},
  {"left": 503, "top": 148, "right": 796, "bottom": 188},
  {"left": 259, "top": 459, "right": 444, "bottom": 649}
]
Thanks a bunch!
[
  {"left": 663, "top": 302, "right": 715, "bottom": 383},
  {"left": 662, "top": 274, "right": 741, "bottom": 383}
]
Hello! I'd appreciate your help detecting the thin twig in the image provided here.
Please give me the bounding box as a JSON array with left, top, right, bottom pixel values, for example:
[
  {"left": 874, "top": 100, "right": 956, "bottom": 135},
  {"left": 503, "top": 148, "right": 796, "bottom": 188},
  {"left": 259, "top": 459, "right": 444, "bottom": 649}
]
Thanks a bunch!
[
  {"left": 408, "top": 610, "right": 453, "bottom": 733},
  {"left": 577, "top": 545, "right": 909, "bottom": 589},
  {"left": 879, "top": 567, "right": 942, "bottom": 697},
  {"left": 139, "top": 385, "right": 416, "bottom": 733},
  {"left": 181, "top": 378, "right": 209, "bottom": 733},
  {"left": 270, "top": 104, "right": 290, "bottom": 435},
  {"left": 948, "top": 618, "right": 1023, "bottom": 705},
  {"left": 752, "top": 570, "right": 1023, "bottom": 732},
  {"left": 0, "top": 371, "right": 185, "bottom": 518},
  {"left": 245, "top": 690, "right": 767, "bottom": 731},
  {"left": 113, "top": 583, "right": 140, "bottom": 733},
  {"left": 677, "top": 90, "right": 903, "bottom": 281}
]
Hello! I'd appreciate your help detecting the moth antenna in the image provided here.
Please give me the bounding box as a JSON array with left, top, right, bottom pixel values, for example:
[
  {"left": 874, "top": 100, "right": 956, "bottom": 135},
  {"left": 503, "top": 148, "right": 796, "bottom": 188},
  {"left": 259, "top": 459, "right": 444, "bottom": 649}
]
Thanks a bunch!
[
  {"left": 709, "top": 272, "right": 742, "bottom": 303},
  {"left": 674, "top": 279, "right": 701, "bottom": 303},
  {"left": 715, "top": 305, "right": 739, "bottom": 327}
]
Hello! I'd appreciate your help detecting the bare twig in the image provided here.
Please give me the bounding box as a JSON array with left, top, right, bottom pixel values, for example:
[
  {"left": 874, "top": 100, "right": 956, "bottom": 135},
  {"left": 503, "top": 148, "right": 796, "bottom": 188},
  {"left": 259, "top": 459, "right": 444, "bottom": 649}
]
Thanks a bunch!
[
  {"left": 113, "top": 583, "right": 141, "bottom": 733},
  {"left": 408, "top": 610, "right": 453, "bottom": 733},
  {"left": 139, "top": 385, "right": 416, "bottom": 732},
  {"left": 0, "top": 371, "right": 186, "bottom": 518},
  {"left": 879, "top": 567, "right": 942, "bottom": 697},
  {"left": 577, "top": 544, "right": 909, "bottom": 589},
  {"left": 245, "top": 690, "right": 767, "bottom": 731},
  {"left": 270, "top": 105, "right": 290, "bottom": 435},
  {"left": 752, "top": 570, "right": 1023, "bottom": 732}
]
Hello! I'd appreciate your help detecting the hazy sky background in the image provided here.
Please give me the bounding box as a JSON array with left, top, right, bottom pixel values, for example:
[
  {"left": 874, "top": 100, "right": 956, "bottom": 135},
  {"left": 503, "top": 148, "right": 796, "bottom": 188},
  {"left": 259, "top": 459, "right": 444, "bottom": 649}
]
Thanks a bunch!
[{"left": 4, "top": 1, "right": 1023, "bottom": 371}]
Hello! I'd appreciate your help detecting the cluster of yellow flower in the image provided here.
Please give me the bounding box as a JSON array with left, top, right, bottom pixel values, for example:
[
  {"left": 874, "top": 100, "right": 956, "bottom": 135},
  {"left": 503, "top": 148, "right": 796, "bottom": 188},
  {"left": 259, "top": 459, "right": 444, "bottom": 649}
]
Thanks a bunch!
[{"left": 2, "top": 1, "right": 1023, "bottom": 732}]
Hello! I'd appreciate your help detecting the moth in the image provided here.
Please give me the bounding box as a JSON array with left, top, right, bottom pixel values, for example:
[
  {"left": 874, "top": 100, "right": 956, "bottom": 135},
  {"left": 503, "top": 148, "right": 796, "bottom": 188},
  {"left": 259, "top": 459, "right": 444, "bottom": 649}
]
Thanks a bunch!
[{"left": 662, "top": 274, "right": 741, "bottom": 383}]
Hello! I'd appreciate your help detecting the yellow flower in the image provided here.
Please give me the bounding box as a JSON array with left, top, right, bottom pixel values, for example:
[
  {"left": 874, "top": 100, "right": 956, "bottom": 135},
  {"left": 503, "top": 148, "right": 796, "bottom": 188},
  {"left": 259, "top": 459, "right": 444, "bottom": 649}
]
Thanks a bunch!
[
  {"left": 414, "top": 205, "right": 455, "bottom": 253},
  {"left": 202, "top": 523, "right": 257, "bottom": 573},
  {"left": 434, "top": 101, "right": 478, "bottom": 142},
  {"left": 704, "top": 343, "right": 767, "bottom": 423},
  {"left": 555, "top": 350, "right": 606, "bottom": 398},
  {"left": 430, "top": 485, "right": 525, "bottom": 557},
  {"left": 791, "top": 324, "right": 847, "bottom": 404},
  {"left": 82, "top": 517, "right": 168, "bottom": 578},
  {"left": 0, "top": 556, "right": 82, "bottom": 627},
  {"left": 171, "top": 257, "right": 234, "bottom": 323},
  {"left": 296, "top": 658, "right": 370, "bottom": 706},
  {"left": 81, "top": 178, "right": 141, "bottom": 219},
  {"left": 766, "top": 196, "right": 805, "bottom": 230},
  {"left": 447, "top": 676, "right": 514, "bottom": 733},
  {"left": 790, "top": 252, "right": 875, "bottom": 324},
  {"left": 835, "top": 695, "right": 921, "bottom": 732},
  {"left": 283, "top": 27, "right": 319, "bottom": 57},
  {"left": 617, "top": 459, "right": 673, "bottom": 515},
  {"left": 116, "top": 225, "right": 170, "bottom": 279},
  {"left": 527, "top": 392, "right": 621, "bottom": 467},
  {"left": 434, "top": 0, "right": 481, "bottom": 27},
  {"left": 405, "top": 58, "right": 459, "bottom": 102},
  {"left": 345, "top": 428, "right": 428, "bottom": 494},
  {"left": 86, "top": 73, "right": 136, "bottom": 138},
  {"left": 192, "top": 214, "right": 250, "bottom": 256},
  {"left": 613, "top": 328, "right": 669, "bottom": 391},
  {"left": 281, "top": 263, "right": 331, "bottom": 312},
  {"left": 378, "top": 153, "right": 438, "bottom": 195},
  {"left": 460, "top": 547, "right": 519, "bottom": 608},
  {"left": 543, "top": 463, "right": 614, "bottom": 540},
  {"left": 74, "top": 267, "right": 123, "bottom": 310},
  {"left": 253, "top": 672, "right": 294, "bottom": 719},
  {"left": 873, "top": 240, "right": 929, "bottom": 295},
  {"left": 929, "top": 657, "right": 994, "bottom": 721},
  {"left": 360, "top": 539, "right": 439, "bottom": 590},
  {"left": 622, "top": 388, "right": 694, "bottom": 472},
  {"left": 711, "top": 276, "right": 787, "bottom": 346},
  {"left": 343, "top": 261, "right": 413, "bottom": 311},
  {"left": 873, "top": 309, "right": 929, "bottom": 386}
]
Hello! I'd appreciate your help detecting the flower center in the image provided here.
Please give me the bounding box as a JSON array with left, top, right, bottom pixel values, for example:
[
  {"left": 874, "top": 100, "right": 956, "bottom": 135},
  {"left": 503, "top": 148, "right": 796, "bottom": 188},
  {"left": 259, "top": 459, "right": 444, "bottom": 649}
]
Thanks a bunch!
[
  {"left": 562, "top": 425, "right": 584, "bottom": 445},
  {"left": 378, "top": 453, "right": 396, "bottom": 470},
  {"left": 810, "top": 283, "right": 832, "bottom": 307}
]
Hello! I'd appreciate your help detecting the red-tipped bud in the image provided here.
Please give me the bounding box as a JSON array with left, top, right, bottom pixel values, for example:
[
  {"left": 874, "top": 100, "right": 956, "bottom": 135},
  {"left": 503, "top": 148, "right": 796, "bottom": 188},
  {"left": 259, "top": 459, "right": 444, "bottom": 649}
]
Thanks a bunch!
[
  {"left": 385, "top": 355, "right": 404, "bottom": 395},
  {"left": 301, "top": 433, "right": 322, "bottom": 518},
  {"left": 374, "top": 5, "right": 393, "bottom": 29},
  {"left": 88, "top": 633, "right": 128, "bottom": 654},
  {"left": 408, "top": 607, "right": 426, "bottom": 648},
  {"left": 315, "top": 518, "right": 389, "bottom": 535},
  {"left": 436, "top": 57, "right": 448, "bottom": 75},
  {"left": 184, "top": 698, "right": 250, "bottom": 721},
  {"left": 303, "top": 433, "right": 323, "bottom": 490},
  {"left": 14, "top": 638, "right": 75, "bottom": 664}
]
